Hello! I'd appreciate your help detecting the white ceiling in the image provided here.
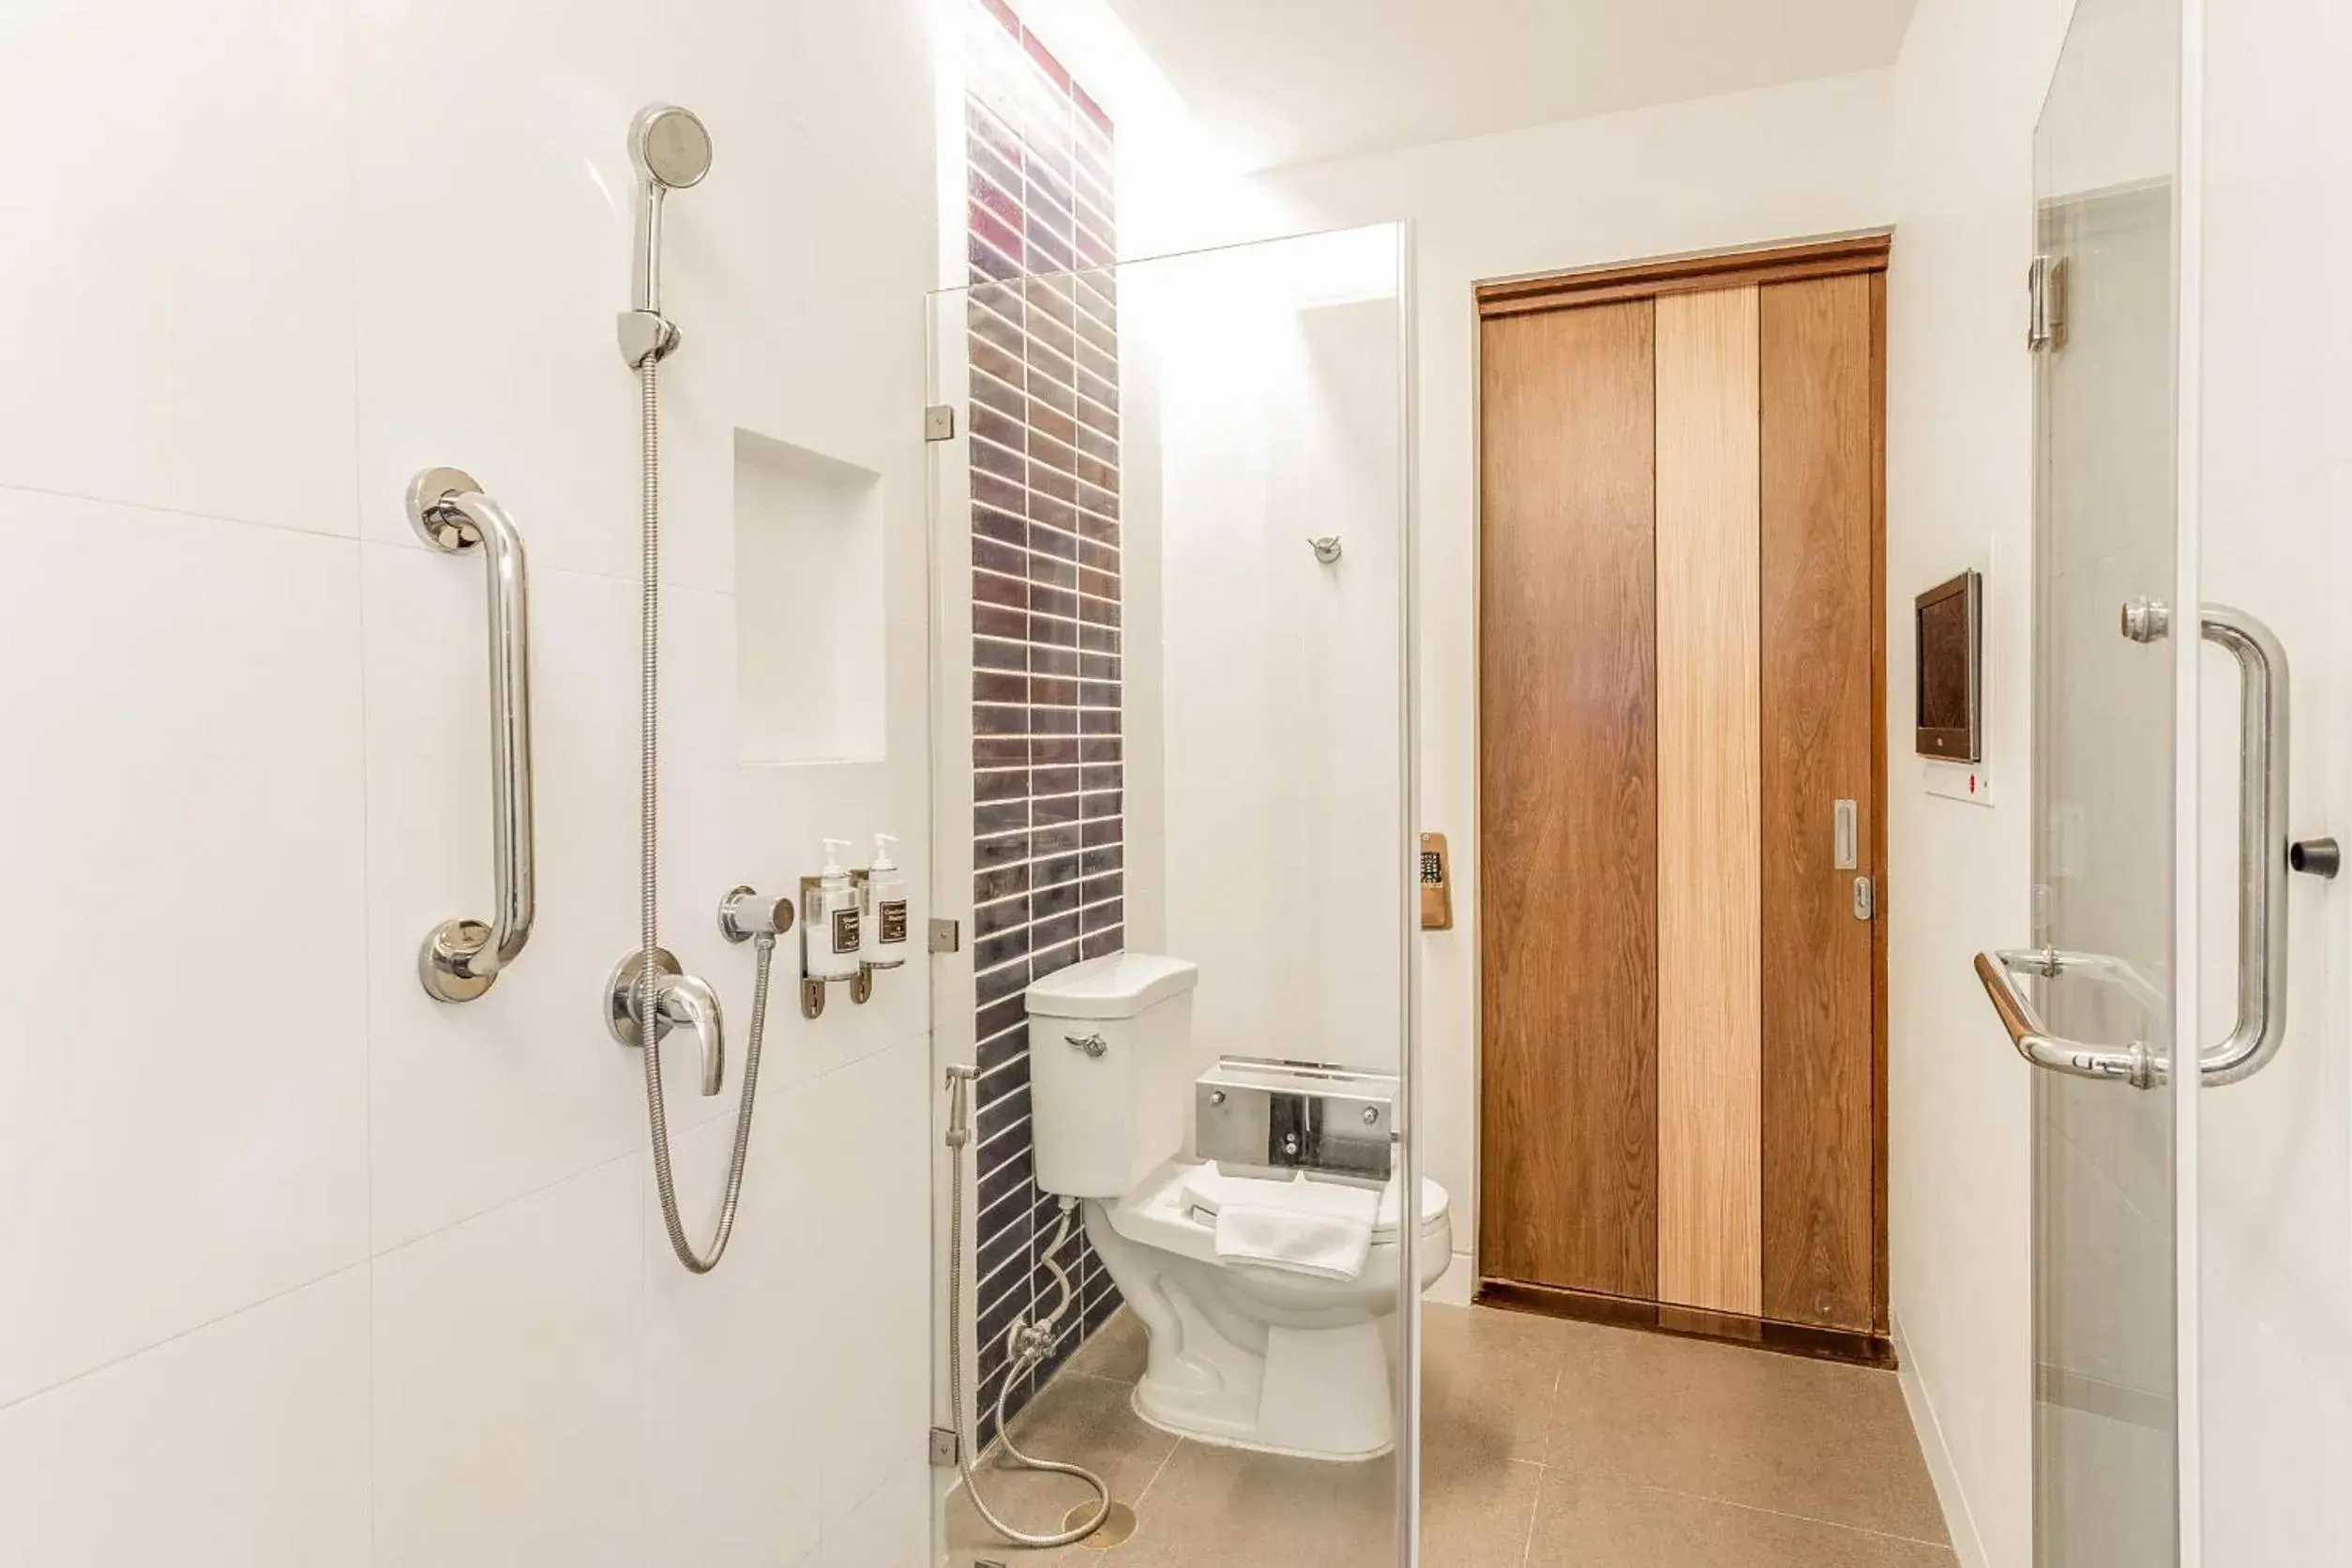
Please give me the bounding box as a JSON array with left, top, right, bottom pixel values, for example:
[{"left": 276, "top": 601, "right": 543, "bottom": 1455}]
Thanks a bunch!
[{"left": 1103, "top": 0, "right": 1919, "bottom": 172}]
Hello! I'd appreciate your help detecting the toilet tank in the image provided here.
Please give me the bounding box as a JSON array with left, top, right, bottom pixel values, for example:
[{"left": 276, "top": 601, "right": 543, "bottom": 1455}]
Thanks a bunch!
[{"left": 1024, "top": 953, "right": 1199, "bottom": 1199}]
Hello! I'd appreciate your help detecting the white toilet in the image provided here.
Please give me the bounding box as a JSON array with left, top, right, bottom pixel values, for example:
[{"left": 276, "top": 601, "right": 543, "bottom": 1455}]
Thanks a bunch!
[{"left": 1027, "top": 952, "right": 1451, "bottom": 1461}]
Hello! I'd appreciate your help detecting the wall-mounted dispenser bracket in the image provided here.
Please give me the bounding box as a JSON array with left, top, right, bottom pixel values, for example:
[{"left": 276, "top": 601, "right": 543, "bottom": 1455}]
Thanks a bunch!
[{"left": 799, "top": 873, "right": 878, "bottom": 1018}]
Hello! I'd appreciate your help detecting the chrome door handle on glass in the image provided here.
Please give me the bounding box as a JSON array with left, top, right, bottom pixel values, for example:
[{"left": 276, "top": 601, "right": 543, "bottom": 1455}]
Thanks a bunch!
[
  {"left": 410, "top": 467, "right": 535, "bottom": 1003},
  {"left": 2187, "top": 603, "right": 2289, "bottom": 1084},
  {"left": 1980, "top": 598, "right": 2295, "bottom": 1086},
  {"left": 2124, "top": 599, "right": 2292, "bottom": 1081},
  {"left": 1973, "top": 948, "right": 2160, "bottom": 1088}
]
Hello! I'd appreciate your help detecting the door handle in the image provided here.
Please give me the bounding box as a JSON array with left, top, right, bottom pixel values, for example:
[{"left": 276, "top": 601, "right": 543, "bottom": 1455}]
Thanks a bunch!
[
  {"left": 1833, "top": 799, "right": 1860, "bottom": 870},
  {"left": 1988, "top": 599, "right": 2295, "bottom": 1086},
  {"left": 2118, "top": 599, "right": 2293, "bottom": 1084},
  {"left": 1973, "top": 948, "right": 2159, "bottom": 1088},
  {"left": 2194, "top": 604, "right": 2290, "bottom": 1085}
]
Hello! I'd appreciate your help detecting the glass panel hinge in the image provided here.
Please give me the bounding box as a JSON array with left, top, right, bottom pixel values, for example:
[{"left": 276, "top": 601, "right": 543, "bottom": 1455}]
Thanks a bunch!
[{"left": 2028, "top": 255, "right": 2068, "bottom": 353}]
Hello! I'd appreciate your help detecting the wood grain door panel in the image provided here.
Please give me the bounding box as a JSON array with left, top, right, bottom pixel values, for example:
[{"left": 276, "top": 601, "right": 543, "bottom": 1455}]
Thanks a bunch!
[
  {"left": 1477, "top": 300, "right": 1659, "bottom": 1300},
  {"left": 1653, "top": 286, "right": 1764, "bottom": 1316},
  {"left": 1758, "top": 274, "right": 1879, "bottom": 1333}
]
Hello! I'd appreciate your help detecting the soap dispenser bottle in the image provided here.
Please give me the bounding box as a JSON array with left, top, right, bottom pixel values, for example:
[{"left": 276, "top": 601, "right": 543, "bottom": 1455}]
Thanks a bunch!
[
  {"left": 805, "top": 838, "right": 863, "bottom": 982},
  {"left": 864, "top": 833, "right": 909, "bottom": 970}
]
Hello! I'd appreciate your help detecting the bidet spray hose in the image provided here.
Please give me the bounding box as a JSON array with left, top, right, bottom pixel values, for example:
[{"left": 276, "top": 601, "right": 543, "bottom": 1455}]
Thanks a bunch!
[{"left": 942, "top": 1068, "right": 1110, "bottom": 1548}]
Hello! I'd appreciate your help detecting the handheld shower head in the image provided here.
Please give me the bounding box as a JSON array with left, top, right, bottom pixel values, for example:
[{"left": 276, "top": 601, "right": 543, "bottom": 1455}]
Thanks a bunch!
[
  {"left": 621, "top": 104, "right": 712, "bottom": 364},
  {"left": 629, "top": 103, "right": 713, "bottom": 191}
]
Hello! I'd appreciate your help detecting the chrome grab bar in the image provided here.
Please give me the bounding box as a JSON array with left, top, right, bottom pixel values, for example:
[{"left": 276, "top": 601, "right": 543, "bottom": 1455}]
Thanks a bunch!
[
  {"left": 1974, "top": 949, "right": 2159, "bottom": 1088},
  {"left": 2194, "top": 603, "right": 2289, "bottom": 1085},
  {"left": 1980, "top": 599, "right": 2292, "bottom": 1086},
  {"left": 409, "top": 467, "right": 535, "bottom": 1003}
]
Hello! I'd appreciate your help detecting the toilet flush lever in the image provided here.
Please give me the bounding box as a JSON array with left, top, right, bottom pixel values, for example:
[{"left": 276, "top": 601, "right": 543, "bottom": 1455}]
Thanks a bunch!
[{"left": 1066, "top": 1033, "right": 1108, "bottom": 1059}]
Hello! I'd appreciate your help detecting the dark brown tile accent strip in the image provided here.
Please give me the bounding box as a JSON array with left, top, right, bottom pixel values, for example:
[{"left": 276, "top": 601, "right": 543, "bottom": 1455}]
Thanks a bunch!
[{"left": 965, "top": 0, "right": 1121, "bottom": 1452}]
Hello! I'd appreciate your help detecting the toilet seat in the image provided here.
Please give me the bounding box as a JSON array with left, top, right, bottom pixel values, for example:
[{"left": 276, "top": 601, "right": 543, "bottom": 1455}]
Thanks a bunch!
[
  {"left": 1102, "top": 1159, "right": 1448, "bottom": 1267},
  {"left": 1177, "top": 1167, "right": 1450, "bottom": 1244}
]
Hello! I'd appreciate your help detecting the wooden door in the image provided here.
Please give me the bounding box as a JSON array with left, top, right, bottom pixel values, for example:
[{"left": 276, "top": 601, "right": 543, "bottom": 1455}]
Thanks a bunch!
[
  {"left": 1476, "top": 300, "right": 1659, "bottom": 1301},
  {"left": 1475, "top": 237, "right": 1888, "bottom": 1342},
  {"left": 1759, "top": 273, "right": 1882, "bottom": 1334}
]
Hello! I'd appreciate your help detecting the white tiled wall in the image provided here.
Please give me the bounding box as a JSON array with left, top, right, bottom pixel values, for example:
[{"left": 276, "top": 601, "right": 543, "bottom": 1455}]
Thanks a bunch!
[{"left": 0, "top": 2, "right": 939, "bottom": 1563}]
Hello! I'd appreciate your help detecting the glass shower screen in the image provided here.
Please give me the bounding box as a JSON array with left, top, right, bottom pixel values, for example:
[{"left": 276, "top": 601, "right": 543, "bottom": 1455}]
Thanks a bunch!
[{"left": 922, "top": 225, "right": 1420, "bottom": 1566}]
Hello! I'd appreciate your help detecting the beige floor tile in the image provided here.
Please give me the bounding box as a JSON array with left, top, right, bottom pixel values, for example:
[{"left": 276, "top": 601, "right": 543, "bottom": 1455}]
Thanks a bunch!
[
  {"left": 952, "top": 1304, "right": 1954, "bottom": 1567},
  {"left": 945, "top": 1372, "right": 1180, "bottom": 1563},
  {"left": 1525, "top": 1469, "right": 1957, "bottom": 1568},
  {"left": 1540, "top": 1322, "right": 1949, "bottom": 1543},
  {"left": 1065, "top": 1307, "right": 1149, "bottom": 1384},
  {"left": 1116, "top": 1440, "right": 1401, "bottom": 1567},
  {"left": 1421, "top": 1304, "right": 1571, "bottom": 1468},
  {"left": 1421, "top": 1449, "right": 1545, "bottom": 1567}
]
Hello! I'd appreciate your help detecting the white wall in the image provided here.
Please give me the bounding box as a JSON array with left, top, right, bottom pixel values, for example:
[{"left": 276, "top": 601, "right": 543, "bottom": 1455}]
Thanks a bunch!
[
  {"left": 1880, "top": 2, "right": 2077, "bottom": 1564},
  {"left": 2193, "top": 0, "right": 2352, "bottom": 1557},
  {"left": 0, "top": 3, "right": 938, "bottom": 1565},
  {"left": 1248, "top": 70, "right": 1897, "bottom": 1303},
  {"left": 1120, "top": 232, "right": 1410, "bottom": 1078}
]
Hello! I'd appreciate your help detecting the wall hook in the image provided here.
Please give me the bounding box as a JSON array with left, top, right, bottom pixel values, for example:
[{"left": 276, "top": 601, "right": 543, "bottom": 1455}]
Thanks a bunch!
[{"left": 1308, "top": 535, "right": 1343, "bottom": 565}]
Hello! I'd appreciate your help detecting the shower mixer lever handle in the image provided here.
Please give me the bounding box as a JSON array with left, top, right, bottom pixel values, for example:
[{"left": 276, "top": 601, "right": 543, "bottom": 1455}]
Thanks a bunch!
[
  {"left": 605, "top": 948, "right": 726, "bottom": 1096},
  {"left": 660, "top": 971, "right": 726, "bottom": 1098}
]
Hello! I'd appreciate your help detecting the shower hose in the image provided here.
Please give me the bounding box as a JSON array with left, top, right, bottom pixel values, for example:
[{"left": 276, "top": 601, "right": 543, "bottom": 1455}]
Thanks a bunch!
[
  {"left": 638, "top": 354, "right": 776, "bottom": 1274},
  {"left": 944, "top": 1066, "right": 1113, "bottom": 1547}
]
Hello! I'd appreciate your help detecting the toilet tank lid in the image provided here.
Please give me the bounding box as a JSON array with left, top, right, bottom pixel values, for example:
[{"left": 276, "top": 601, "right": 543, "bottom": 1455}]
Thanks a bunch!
[{"left": 1024, "top": 953, "right": 1198, "bottom": 1018}]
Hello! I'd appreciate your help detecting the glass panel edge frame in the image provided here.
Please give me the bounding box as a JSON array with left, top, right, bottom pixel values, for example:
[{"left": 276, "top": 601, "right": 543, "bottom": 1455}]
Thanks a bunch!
[
  {"left": 2171, "top": 0, "right": 2206, "bottom": 1555},
  {"left": 922, "top": 280, "right": 978, "bottom": 1568},
  {"left": 1392, "top": 216, "right": 1423, "bottom": 1568}
]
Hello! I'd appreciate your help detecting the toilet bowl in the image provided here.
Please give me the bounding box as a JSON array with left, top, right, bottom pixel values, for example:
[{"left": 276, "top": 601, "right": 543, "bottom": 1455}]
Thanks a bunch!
[
  {"left": 1084, "top": 1160, "right": 1451, "bottom": 1460},
  {"left": 1023, "top": 952, "right": 1448, "bottom": 1462}
]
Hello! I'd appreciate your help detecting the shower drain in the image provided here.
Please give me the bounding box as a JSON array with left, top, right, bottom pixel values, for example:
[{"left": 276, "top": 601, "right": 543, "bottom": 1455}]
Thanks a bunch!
[{"left": 1067, "top": 1500, "right": 1138, "bottom": 1549}]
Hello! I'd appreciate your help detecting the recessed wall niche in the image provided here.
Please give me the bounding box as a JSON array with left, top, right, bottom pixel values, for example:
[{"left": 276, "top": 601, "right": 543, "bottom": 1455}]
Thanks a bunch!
[{"left": 732, "top": 427, "right": 885, "bottom": 764}]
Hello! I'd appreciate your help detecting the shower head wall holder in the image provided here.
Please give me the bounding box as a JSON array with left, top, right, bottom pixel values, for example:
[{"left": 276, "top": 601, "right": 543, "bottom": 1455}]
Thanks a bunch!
[{"left": 617, "top": 309, "right": 681, "bottom": 369}]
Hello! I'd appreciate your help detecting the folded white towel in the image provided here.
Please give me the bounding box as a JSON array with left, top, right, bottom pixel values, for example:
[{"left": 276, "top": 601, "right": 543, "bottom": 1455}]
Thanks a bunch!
[{"left": 1212, "top": 1177, "right": 1381, "bottom": 1282}]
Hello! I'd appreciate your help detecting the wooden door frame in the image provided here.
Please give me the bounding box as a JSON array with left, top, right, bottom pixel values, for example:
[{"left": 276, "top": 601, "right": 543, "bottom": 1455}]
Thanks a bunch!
[{"left": 1468, "top": 230, "right": 1895, "bottom": 1357}]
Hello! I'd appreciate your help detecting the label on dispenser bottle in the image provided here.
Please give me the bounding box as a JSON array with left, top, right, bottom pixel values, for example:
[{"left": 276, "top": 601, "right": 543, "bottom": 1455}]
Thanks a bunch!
[
  {"left": 879, "top": 899, "right": 909, "bottom": 946},
  {"left": 832, "top": 905, "right": 862, "bottom": 955}
]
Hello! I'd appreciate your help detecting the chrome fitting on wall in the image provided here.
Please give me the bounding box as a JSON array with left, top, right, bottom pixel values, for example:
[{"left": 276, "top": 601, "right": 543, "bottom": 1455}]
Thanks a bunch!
[
  {"left": 409, "top": 467, "right": 536, "bottom": 1003},
  {"left": 605, "top": 947, "right": 727, "bottom": 1097},
  {"left": 798, "top": 872, "right": 877, "bottom": 1019}
]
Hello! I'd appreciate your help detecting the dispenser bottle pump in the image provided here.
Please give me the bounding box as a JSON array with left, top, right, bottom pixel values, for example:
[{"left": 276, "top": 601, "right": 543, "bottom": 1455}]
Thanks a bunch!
[
  {"left": 806, "top": 837, "right": 862, "bottom": 981},
  {"left": 865, "top": 833, "right": 909, "bottom": 970}
]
